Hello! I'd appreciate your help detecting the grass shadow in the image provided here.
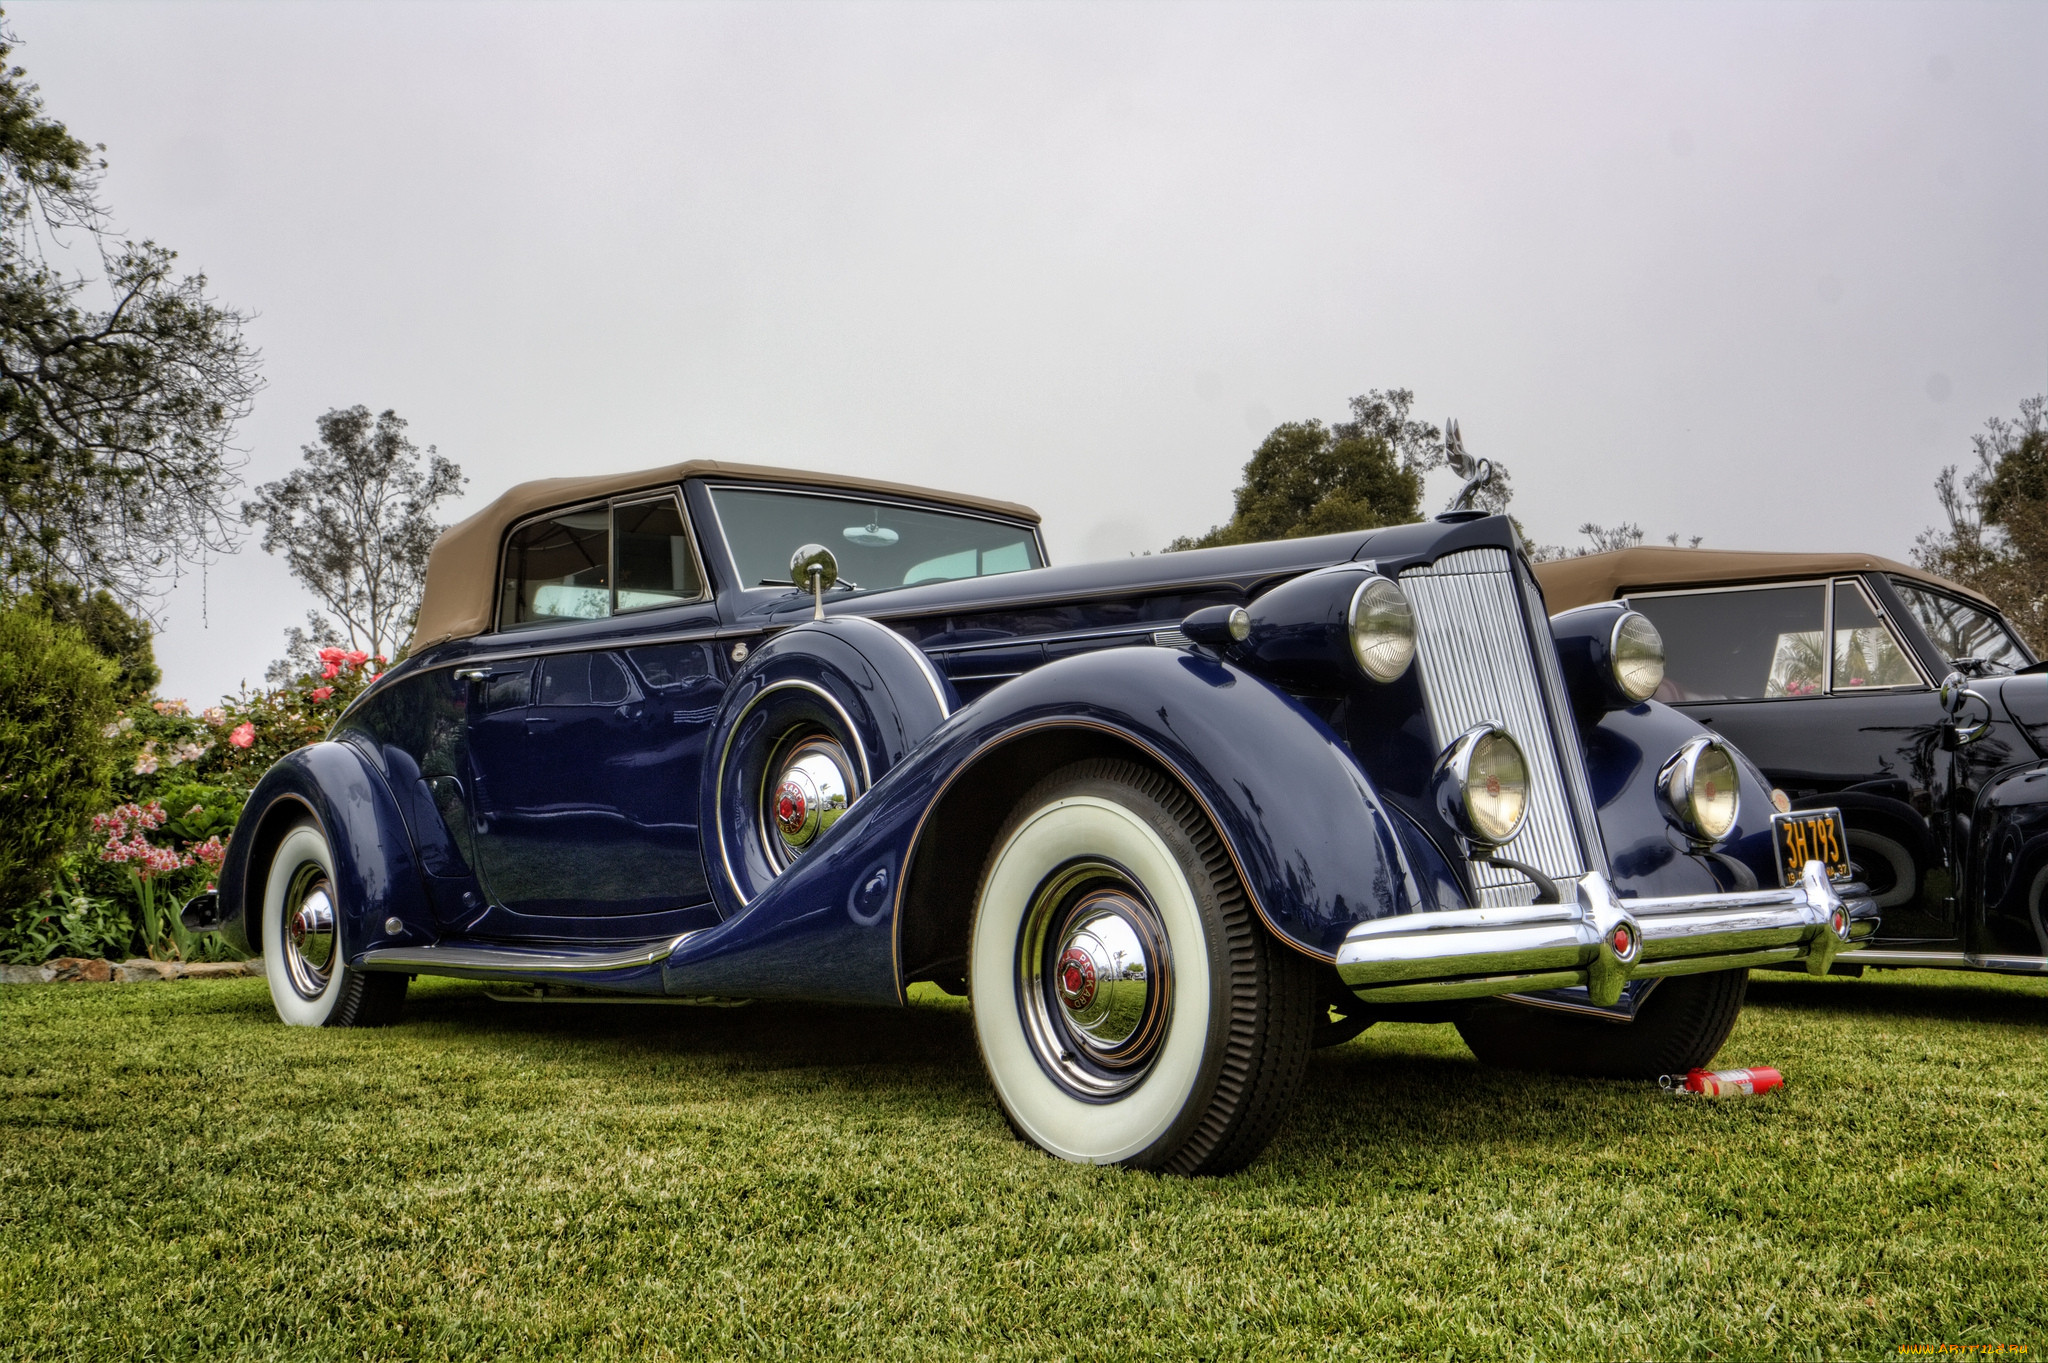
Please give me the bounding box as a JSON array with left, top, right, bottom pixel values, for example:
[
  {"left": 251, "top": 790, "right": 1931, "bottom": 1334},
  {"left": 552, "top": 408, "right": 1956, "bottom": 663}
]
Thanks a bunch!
[{"left": 1746, "top": 968, "right": 2048, "bottom": 1026}]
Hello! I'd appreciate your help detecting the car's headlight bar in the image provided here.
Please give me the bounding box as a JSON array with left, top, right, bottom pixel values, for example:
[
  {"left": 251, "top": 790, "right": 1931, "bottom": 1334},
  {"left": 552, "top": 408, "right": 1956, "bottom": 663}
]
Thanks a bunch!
[
  {"left": 1432, "top": 724, "right": 1530, "bottom": 847},
  {"left": 1349, "top": 577, "right": 1416, "bottom": 683},
  {"left": 1658, "top": 735, "right": 1741, "bottom": 845}
]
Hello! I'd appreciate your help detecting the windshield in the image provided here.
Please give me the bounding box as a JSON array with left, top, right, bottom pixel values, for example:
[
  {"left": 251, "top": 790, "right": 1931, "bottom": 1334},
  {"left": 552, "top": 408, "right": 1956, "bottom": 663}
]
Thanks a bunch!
[
  {"left": 708, "top": 486, "right": 1043, "bottom": 592},
  {"left": 1889, "top": 578, "right": 2033, "bottom": 675}
]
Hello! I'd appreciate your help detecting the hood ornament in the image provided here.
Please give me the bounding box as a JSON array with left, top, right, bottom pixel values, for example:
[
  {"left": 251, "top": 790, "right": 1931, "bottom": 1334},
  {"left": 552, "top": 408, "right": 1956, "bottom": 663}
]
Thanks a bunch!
[{"left": 1441, "top": 419, "right": 1495, "bottom": 515}]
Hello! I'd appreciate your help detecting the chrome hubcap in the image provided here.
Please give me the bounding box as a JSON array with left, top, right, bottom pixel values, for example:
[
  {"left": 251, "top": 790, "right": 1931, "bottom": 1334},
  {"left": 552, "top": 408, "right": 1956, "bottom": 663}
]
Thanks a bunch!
[
  {"left": 763, "top": 733, "right": 857, "bottom": 867},
  {"left": 282, "top": 866, "right": 336, "bottom": 999},
  {"left": 1019, "top": 863, "right": 1172, "bottom": 1099}
]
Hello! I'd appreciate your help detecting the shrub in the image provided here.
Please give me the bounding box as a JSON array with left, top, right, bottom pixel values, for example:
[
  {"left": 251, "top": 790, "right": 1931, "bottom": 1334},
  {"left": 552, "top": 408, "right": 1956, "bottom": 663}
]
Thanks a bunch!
[{"left": 0, "top": 600, "right": 117, "bottom": 918}]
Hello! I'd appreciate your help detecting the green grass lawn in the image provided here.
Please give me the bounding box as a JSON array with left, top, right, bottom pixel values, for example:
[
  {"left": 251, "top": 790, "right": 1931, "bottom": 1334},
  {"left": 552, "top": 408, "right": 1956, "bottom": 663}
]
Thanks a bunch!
[{"left": 2, "top": 968, "right": 2043, "bottom": 1361}]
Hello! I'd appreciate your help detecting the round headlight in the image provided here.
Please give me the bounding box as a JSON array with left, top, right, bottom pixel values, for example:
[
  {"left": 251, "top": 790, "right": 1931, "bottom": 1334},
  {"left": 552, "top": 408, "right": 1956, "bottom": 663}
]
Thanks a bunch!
[
  {"left": 1349, "top": 577, "right": 1416, "bottom": 683},
  {"left": 1658, "top": 736, "right": 1741, "bottom": 845},
  {"left": 1611, "top": 611, "right": 1665, "bottom": 703},
  {"left": 1432, "top": 725, "right": 1530, "bottom": 847}
]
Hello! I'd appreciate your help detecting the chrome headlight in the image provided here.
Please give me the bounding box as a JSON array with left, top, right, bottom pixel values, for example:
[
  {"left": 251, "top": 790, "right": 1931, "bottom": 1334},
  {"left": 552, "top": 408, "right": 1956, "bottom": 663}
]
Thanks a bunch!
[
  {"left": 1432, "top": 725, "right": 1530, "bottom": 846},
  {"left": 1658, "top": 735, "right": 1740, "bottom": 845},
  {"left": 1348, "top": 577, "right": 1416, "bottom": 683},
  {"left": 1610, "top": 611, "right": 1665, "bottom": 703}
]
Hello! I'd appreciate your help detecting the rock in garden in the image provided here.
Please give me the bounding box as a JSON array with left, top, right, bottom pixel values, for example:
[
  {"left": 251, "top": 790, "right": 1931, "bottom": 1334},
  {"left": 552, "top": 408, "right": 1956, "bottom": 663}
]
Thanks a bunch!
[{"left": 43, "top": 958, "right": 113, "bottom": 983}]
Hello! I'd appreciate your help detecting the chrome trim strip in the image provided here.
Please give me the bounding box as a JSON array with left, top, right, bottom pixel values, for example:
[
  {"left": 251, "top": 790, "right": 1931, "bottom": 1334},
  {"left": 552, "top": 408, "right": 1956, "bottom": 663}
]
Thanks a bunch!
[
  {"left": 1400, "top": 548, "right": 1589, "bottom": 905},
  {"left": 1520, "top": 564, "right": 1608, "bottom": 867},
  {"left": 1152, "top": 629, "right": 1193, "bottom": 648},
  {"left": 1852, "top": 948, "right": 2048, "bottom": 972},
  {"left": 360, "top": 932, "right": 699, "bottom": 977},
  {"left": 713, "top": 678, "right": 872, "bottom": 908},
  {"left": 861, "top": 618, "right": 952, "bottom": 717}
]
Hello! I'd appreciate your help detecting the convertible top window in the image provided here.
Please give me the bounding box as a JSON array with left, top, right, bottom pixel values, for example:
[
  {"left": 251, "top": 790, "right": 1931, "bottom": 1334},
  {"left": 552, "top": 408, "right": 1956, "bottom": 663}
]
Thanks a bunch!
[
  {"left": 709, "top": 486, "right": 1042, "bottom": 592},
  {"left": 498, "top": 494, "right": 705, "bottom": 631}
]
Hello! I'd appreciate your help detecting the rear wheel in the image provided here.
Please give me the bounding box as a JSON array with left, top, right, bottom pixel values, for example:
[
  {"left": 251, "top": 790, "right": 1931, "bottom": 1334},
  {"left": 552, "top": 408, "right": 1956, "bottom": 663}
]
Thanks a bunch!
[
  {"left": 261, "top": 822, "right": 407, "bottom": 1028},
  {"left": 969, "top": 760, "right": 1318, "bottom": 1174},
  {"left": 1454, "top": 969, "right": 1748, "bottom": 1079}
]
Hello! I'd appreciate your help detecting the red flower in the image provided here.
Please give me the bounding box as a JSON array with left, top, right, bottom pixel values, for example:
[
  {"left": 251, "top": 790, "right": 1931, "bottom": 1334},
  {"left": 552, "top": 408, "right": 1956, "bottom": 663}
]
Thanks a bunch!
[
  {"left": 229, "top": 722, "right": 256, "bottom": 748},
  {"left": 317, "top": 647, "right": 346, "bottom": 664},
  {"left": 320, "top": 662, "right": 340, "bottom": 679},
  {"left": 344, "top": 650, "right": 370, "bottom": 668},
  {"left": 310, "top": 686, "right": 334, "bottom": 701}
]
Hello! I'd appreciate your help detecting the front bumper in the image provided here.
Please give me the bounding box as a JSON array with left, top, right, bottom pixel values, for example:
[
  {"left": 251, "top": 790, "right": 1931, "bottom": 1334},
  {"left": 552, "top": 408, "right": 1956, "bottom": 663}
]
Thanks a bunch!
[{"left": 1335, "top": 861, "right": 1877, "bottom": 1006}]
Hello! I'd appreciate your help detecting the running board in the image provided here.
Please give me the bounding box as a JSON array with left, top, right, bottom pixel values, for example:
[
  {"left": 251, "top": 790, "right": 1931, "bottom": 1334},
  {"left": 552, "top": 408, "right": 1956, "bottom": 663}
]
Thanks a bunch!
[
  {"left": 1851, "top": 948, "right": 2048, "bottom": 973},
  {"left": 358, "top": 933, "right": 698, "bottom": 979}
]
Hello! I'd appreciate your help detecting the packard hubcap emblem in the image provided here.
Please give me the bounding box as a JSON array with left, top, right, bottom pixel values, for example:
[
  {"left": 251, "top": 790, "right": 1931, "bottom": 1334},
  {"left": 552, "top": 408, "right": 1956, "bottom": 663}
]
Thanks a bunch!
[
  {"left": 775, "top": 780, "right": 810, "bottom": 838},
  {"left": 1057, "top": 946, "right": 1098, "bottom": 1010}
]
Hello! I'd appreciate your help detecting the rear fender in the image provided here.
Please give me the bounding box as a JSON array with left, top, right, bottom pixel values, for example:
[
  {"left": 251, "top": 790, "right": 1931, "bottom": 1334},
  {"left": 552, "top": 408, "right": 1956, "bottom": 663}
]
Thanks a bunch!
[{"left": 214, "top": 741, "right": 430, "bottom": 962}]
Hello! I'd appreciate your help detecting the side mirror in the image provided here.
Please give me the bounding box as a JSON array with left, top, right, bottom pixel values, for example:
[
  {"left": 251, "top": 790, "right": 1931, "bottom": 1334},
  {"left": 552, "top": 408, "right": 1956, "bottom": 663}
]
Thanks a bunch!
[
  {"left": 789, "top": 543, "right": 839, "bottom": 620},
  {"left": 1939, "top": 671, "right": 1992, "bottom": 747}
]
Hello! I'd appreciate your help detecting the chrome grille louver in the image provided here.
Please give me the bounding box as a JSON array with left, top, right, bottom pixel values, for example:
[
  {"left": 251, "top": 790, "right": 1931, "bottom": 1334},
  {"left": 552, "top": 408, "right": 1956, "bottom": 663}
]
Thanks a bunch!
[{"left": 1400, "top": 547, "right": 1597, "bottom": 906}]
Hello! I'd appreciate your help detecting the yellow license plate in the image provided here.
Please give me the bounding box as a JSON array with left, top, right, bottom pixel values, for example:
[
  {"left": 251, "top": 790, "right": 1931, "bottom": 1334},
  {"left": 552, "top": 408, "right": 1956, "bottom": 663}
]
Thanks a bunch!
[{"left": 1771, "top": 808, "right": 1853, "bottom": 886}]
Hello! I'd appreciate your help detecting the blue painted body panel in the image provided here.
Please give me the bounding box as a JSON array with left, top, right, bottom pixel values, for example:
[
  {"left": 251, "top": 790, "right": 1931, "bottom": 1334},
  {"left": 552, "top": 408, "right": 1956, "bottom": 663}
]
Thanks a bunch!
[{"left": 217, "top": 477, "right": 1787, "bottom": 1004}]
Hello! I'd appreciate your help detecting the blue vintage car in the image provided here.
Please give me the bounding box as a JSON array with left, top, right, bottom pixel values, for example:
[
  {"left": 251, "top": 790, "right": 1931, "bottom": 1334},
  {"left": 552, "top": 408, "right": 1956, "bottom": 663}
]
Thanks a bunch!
[{"left": 187, "top": 460, "right": 1875, "bottom": 1173}]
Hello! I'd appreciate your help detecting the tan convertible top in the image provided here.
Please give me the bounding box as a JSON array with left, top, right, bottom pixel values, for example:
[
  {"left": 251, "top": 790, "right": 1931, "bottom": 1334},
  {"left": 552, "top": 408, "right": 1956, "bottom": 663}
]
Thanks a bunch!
[
  {"left": 411, "top": 460, "right": 1041, "bottom": 650},
  {"left": 1532, "top": 547, "right": 2001, "bottom": 616}
]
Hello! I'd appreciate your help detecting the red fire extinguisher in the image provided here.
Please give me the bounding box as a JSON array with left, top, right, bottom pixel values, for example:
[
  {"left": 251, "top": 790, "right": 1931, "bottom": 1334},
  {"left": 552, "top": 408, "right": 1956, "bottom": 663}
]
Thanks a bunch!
[{"left": 1659, "top": 1066, "right": 1784, "bottom": 1097}]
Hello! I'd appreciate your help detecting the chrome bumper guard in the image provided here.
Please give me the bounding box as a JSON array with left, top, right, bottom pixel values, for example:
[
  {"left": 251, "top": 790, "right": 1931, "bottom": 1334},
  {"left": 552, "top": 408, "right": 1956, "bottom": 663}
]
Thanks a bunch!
[{"left": 1335, "top": 861, "right": 1874, "bottom": 1006}]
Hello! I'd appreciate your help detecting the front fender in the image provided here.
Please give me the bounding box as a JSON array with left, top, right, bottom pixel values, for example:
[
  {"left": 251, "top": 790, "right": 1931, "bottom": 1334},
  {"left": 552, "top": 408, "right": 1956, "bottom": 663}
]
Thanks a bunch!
[
  {"left": 655, "top": 645, "right": 1452, "bottom": 1006},
  {"left": 1581, "top": 700, "right": 1783, "bottom": 896},
  {"left": 215, "top": 741, "right": 430, "bottom": 962}
]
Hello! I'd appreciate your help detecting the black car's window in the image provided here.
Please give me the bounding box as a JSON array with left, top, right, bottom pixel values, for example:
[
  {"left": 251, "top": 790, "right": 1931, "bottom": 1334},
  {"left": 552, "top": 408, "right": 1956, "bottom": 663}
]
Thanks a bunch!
[
  {"left": 499, "top": 493, "right": 706, "bottom": 630},
  {"left": 615, "top": 496, "right": 703, "bottom": 614},
  {"left": 1627, "top": 585, "right": 1826, "bottom": 701},
  {"left": 1831, "top": 580, "right": 1922, "bottom": 691},
  {"left": 707, "top": 486, "right": 1042, "bottom": 591},
  {"left": 479, "top": 665, "right": 533, "bottom": 712},
  {"left": 629, "top": 642, "right": 716, "bottom": 689},
  {"left": 537, "top": 652, "right": 636, "bottom": 707},
  {"left": 501, "top": 506, "right": 611, "bottom": 626},
  {"left": 1889, "top": 579, "right": 2031, "bottom": 674}
]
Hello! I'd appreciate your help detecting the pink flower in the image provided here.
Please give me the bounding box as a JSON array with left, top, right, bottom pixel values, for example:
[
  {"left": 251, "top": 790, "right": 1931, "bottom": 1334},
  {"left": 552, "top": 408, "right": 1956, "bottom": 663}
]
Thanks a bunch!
[
  {"left": 344, "top": 650, "right": 370, "bottom": 668},
  {"left": 229, "top": 723, "right": 255, "bottom": 749},
  {"left": 310, "top": 686, "right": 333, "bottom": 701},
  {"left": 320, "top": 662, "right": 340, "bottom": 679},
  {"left": 201, "top": 706, "right": 226, "bottom": 727},
  {"left": 376, "top": 653, "right": 390, "bottom": 664},
  {"left": 132, "top": 742, "right": 159, "bottom": 776},
  {"left": 318, "top": 647, "right": 346, "bottom": 664},
  {"left": 185, "top": 837, "right": 227, "bottom": 871},
  {"left": 152, "top": 698, "right": 190, "bottom": 717}
]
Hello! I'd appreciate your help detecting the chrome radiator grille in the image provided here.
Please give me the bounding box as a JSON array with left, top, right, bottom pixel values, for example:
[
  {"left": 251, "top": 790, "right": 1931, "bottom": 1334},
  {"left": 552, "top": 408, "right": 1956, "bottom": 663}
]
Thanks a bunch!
[{"left": 1400, "top": 547, "right": 1598, "bottom": 906}]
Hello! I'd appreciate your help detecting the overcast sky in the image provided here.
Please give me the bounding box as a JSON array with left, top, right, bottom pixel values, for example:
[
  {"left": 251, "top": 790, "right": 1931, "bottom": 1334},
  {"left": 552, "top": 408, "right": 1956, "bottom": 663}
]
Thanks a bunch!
[{"left": 11, "top": 1, "right": 2046, "bottom": 703}]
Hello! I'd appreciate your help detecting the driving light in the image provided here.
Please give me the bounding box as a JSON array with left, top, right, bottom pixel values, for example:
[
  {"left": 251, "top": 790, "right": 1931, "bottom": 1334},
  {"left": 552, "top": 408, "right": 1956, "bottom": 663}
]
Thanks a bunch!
[
  {"left": 1349, "top": 577, "right": 1417, "bottom": 682},
  {"left": 1432, "top": 725, "right": 1530, "bottom": 847},
  {"left": 1611, "top": 611, "right": 1665, "bottom": 703},
  {"left": 1658, "top": 735, "right": 1741, "bottom": 845}
]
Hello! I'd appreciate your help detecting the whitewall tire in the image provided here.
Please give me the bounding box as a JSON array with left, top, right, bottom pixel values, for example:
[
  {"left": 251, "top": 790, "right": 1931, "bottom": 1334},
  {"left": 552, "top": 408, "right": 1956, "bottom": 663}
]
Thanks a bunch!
[
  {"left": 969, "top": 760, "right": 1317, "bottom": 1175},
  {"left": 261, "top": 821, "right": 407, "bottom": 1028}
]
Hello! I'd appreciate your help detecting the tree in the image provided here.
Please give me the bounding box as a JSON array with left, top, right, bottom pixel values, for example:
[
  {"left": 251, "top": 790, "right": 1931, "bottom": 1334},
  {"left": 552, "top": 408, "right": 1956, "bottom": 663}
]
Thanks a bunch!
[
  {"left": 0, "top": 598, "right": 115, "bottom": 916},
  {"left": 243, "top": 406, "right": 465, "bottom": 673},
  {"left": 29, "top": 580, "right": 158, "bottom": 700},
  {"left": 0, "top": 19, "right": 260, "bottom": 608},
  {"left": 1168, "top": 388, "right": 1519, "bottom": 550},
  {"left": 1915, "top": 394, "right": 2048, "bottom": 650}
]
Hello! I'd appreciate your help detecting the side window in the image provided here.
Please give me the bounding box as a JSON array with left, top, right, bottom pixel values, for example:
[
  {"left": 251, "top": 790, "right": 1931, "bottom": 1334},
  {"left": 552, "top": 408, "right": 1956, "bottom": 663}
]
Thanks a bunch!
[
  {"left": 615, "top": 497, "right": 703, "bottom": 614},
  {"left": 1890, "top": 579, "right": 2031, "bottom": 674},
  {"left": 1627, "top": 585, "right": 1826, "bottom": 701},
  {"left": 537, "top": 653, "right": 637, "bottom": 707},
  {"left": 1831, "top": 580, "right": 1921, "bottom": 690},
  {"left": 501, "top": 507, "right": 611, "bottom": 626},
  {"left": 500, "top": 493, "right": 706, "bottom": 631},
  {"left": 479, "top": 664, "right": 533, "bottom": 713},
  {"left": 628, "top": 642, "right": 716, "bottom": 689}
]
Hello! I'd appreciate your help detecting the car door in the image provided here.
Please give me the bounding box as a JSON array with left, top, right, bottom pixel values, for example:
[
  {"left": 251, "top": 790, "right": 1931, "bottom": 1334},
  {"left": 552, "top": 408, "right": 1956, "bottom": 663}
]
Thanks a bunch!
[{"left": 1626, "top": 577, "right": 1959, "bottom": 944}]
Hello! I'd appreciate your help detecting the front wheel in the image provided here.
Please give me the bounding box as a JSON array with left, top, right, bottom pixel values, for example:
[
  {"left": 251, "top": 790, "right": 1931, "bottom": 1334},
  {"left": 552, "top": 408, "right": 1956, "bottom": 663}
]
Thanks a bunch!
[
  {"left": 1454, "top": 969, "right": 1748, "bottom": 1079},
  {"left": 261, "top": 821, "right": 407, "bottom": 1028},
  {"left": 969, "top": 760, "right": 1318, "bottom": 1174}
]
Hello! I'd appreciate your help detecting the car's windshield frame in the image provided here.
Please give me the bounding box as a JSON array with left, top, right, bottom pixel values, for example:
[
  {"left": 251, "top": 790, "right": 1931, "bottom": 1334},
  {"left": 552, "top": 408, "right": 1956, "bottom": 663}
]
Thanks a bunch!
[
  {"left": 1884, "top": 575, "right": 2035, "bottom": 676},
  {"left": 701, "top": 482, "right": 1047, "bottom": 601}
]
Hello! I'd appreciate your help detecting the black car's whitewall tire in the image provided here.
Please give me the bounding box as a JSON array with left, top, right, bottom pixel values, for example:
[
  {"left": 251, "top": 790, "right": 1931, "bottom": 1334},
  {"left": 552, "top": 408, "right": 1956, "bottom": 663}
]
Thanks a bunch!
[
  {"left": 260, "top": 821, "right": 406, "bottom": 1028},
  {"left": 969, "top": 760, "right": 1316, "bottom": 1175}
]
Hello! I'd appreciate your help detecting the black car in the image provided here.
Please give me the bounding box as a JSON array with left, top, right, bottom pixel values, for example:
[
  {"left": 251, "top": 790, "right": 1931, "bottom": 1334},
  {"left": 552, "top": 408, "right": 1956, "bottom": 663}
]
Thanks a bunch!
[{"left": 1537, "top": 546, "right": 2048, "bottom": 975}]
